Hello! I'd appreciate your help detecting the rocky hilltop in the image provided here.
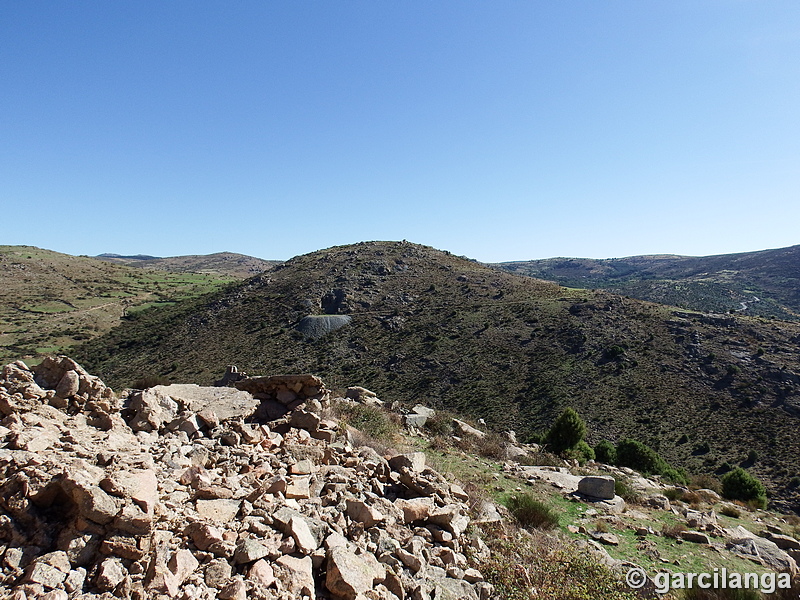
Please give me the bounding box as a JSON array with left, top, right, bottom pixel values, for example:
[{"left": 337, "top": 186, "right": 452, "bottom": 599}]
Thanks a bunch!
[{"left": 0, "top": 357, "right": 493, "bottom": 600}]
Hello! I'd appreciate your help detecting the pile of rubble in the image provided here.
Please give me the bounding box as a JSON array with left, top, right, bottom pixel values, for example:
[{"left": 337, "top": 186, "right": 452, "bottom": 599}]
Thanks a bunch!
[{"left": 0, "top": 357, "right": 493, "bottom": 600}]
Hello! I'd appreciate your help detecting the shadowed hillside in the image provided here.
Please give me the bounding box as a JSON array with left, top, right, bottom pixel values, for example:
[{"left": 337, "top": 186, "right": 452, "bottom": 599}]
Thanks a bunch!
[
  {"left": 495, "top": 245, "right": 800, "bottom": 320},
  {"left": 75, "top": 241, "right": 800, "bottom": 509}
]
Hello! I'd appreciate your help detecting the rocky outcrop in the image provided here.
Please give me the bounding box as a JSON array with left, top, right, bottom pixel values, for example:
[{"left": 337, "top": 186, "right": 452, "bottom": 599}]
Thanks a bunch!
[
  {"left": 725, "top": 526, "right": 799, "bottom": 575},
  {"left": 235, "top": 374, "right": 329, "bottom": 420},
  {"left": 296, "top": 315, "right": 352, "bottom": 340},
  {"left": 0, "top": 358, "right": 492, "bottom": 599},
  {"left": 0, "top": 356, "right": 114, "bottom": 417},
  {"left": 403, "top": 405, "right": 435, "bottom": 429}
]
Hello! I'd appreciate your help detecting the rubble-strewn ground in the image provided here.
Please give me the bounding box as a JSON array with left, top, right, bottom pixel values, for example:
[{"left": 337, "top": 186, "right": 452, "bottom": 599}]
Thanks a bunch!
[
  {"left": 0, "top": 357, "right": 493, "bottom": 600},
  {"left": 1, "top": 356, "right": 799, "bottom": 600}
]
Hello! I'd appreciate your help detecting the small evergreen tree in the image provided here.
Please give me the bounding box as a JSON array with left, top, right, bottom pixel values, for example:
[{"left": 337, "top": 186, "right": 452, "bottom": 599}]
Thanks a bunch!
[
  {"left": 594, "top": 439, "right": 617, "bottom": 464},
  {"left": 721, "top": 467, "right": 767, "bottom": 508},
  {"left": 546, "top": 407, "right": 587, "bottom": 454},
  {"left": 615, "top": 438, "right": 666, "bottom": 475}
]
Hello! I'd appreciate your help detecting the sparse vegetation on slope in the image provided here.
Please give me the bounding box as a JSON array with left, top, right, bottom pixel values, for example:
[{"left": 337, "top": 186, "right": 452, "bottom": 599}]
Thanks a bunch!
[
  {"left": 94, "top": 251, "right": 280, "bottom": 277},
  {"left": 71, "top": 241, "right": 800, "bottom": 509},
  {"left": 495, "top": 244, "right": 800, "bottom": 320},
  {"left": 0, "top": 245, "right": 240, "bottom": 364}
]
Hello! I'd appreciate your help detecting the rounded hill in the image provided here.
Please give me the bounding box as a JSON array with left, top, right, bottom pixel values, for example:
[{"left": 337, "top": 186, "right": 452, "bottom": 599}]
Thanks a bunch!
[{"left": 75, "top": 241, "right": 800, "bottom": 508}]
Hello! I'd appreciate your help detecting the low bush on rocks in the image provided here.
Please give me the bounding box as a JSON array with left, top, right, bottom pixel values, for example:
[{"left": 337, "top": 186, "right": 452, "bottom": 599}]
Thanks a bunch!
[
  {"left": 481, "top": 523, "right": 640, "bottom": 600},
  {"left": 664, "top": 487, "right": 684, "bottom": 502},
  {"left": 681, "top": 587, "right": 763, "bottom": 600},
  {"left": 456, "top": 431, "right": 508, "bottom": 461},
  {"left": 662, "top": 522, "right": 688, "bottom": 539},
  {"left": 516, "top": 451, "right": 563, "bottom": 467},
  {"left": 424, "top": 410, "right": 456, "bottom": 437},
  {"left": 720, "top": 504, "right": 741, "bottom": 518},
  {"left": 690, "top": 473, "right": 722, "bottom": 493},
  {"left": 329, "top": 400, "right": 400, "bottom": 442},
  {"left": 613, "top": 477, "right": 642, "bottom": 504},
  {"left": 505, "top": 494, "right": 559, "bottom": 531}
]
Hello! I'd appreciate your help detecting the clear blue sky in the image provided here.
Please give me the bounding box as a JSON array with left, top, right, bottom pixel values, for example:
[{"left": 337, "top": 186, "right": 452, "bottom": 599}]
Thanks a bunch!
[{"left": 3, "top": 2, "right": 799, "bottom": 262}]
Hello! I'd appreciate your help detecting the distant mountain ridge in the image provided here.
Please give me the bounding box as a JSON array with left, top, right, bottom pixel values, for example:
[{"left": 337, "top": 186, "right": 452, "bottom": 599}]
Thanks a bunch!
[
  {"left": 94, "top": 251, "right": 281, "bottom": 278},
  {"left": 96, "top": 253, "right": 161, "bottom": 260},
  {"left": 494, "top": 244, "right": 800, "bottom": 320}
]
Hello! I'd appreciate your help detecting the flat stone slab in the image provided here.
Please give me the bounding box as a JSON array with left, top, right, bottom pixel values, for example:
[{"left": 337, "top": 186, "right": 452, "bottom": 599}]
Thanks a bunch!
[
  {"left": 151, "top": 385, "right": 258, "bottom": 422},
  {"left": 196, "top": 499, "right": 241, "bottom": 522},
  {"left": 517, "top": 467, "right": 583, "bottom": 491}
]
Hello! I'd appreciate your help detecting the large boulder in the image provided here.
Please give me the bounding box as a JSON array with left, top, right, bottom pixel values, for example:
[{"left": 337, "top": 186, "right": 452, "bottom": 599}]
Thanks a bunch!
[
  {"left": 326, "top": 545, "right": 386, "bottom": 600},
  {"left": 578, "top": 476, "right": 616, "bottom": 500}
]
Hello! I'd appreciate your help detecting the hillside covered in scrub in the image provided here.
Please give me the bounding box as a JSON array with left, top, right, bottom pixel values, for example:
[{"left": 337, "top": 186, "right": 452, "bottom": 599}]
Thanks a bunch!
[
  {"left": 0, "top": 246, "right": 241, "bottom": 365},
  {"left": 94, "top": 251, "right": 280, "bottom": 278},
  {"left": 74, "top": 241, "right": 800, "bottom": 511},
  {"left": 494, "top": 244, "right": 800, "bottom": 321}
]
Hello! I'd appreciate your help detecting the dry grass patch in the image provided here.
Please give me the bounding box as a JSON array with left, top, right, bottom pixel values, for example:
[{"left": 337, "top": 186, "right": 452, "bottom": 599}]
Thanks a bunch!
[{"left": 479, "top": 521, "right": 641, "bottom": 600}]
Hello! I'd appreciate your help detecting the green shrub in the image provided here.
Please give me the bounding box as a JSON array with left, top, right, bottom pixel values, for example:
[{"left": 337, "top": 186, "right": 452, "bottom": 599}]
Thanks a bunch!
[
  {"left": 545, "top": 407, "right": 587, "bottom": 454},
  {"left": 614, "top": 478, "right": 642, "bottom": 504},
  {"left": 505, "top": 494, "right": 559, "bottom": 530},
  {"left": 789, "top": 476, "right": 800, "bottom": 489},
  {"left": 564, "top": 440, "right": 595, "bottom": 464},
  {"left": 614, "top": 438, "right": 688, "bottom": 484},
  {"left": 662, "top": 466, "right": 689, "bottom": 485},
  {"left": 594, "top": 439, "right": 617, "bottom": 464},
  {"left": 575, "top": 439, "right": 595, "bottom": 462},
  {"left": 615, "top": 438, "right": 665, "bottom": 474},
  {"left": 721, "top": 468, "right": 767, "bottom": 508}
]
